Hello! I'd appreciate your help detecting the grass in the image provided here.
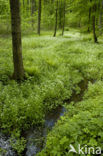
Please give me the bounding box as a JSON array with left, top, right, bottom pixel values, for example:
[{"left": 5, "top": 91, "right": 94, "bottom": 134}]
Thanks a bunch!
[{"left": 0, "top": 29, "right": 103, "bottom": 155}]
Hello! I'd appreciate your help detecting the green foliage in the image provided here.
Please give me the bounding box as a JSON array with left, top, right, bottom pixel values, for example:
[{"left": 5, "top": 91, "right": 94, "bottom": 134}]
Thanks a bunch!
[
  {"left": 0, "top": 0, "right": 103, "bottom": 154},
  {"left": 0, "top": 80, "right": 45, "bottom": 133},
  {"left": 10, "top": 131, "right": 26, "bottom": 156},
  {"left": 38, "top": 81, "right": 103, "bottom": 156},
  {"left": 0, "top": 31, "right": 82, "bottom": 134},
  {"left": 0, "top": 0, "right": 10, "bottom": 34},
  {"left": 0, "top": 148, "right": 6, "bottom": 156},
  {"left": 1, "top": 30, "right": 103, "bottom": 155}
]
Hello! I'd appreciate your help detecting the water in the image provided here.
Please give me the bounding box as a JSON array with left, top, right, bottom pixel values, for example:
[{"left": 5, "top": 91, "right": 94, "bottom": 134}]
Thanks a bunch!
[
  {"left": 0, "top": 79, "right": 89, "bottom": 156},
  {"left": 0, "top": 133, "right": 16, "bottom": 156},
  {"left": 0, "top": 106, "right": 65, "bottom": 156},
  {"left": 25, "top": 106, "right": 66, "bottom": 156},
  {"left": 25, "top": 79, "right": 89, "bottom": 156}
]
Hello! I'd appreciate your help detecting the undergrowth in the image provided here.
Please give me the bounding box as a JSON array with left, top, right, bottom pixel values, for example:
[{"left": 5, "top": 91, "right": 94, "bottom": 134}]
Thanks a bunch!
[{"left": 0, "top": 29, "right": 103, "bottom": 155}]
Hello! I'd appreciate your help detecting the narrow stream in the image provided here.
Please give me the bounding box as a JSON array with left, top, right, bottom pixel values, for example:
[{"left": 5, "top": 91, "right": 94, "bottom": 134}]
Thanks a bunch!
[
  {"left": 0, "top": 79, "right": 90, "bottom": 156},
  {"left": 25, "top": 106, "right": 66, "bottom": 156},
  {"left": 0, "top": 106, "right": 66, "bottom": 156}
]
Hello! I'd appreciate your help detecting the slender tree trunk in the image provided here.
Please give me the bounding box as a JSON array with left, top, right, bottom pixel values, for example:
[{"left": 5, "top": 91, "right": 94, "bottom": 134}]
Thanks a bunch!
[
  {"left": 9, "top": 0, "right": 24, "bottom": 80},
  {"left": 62, "top": 0, "right": 66, "bottom": 36},
  {"left": 34, "top": 0, "right": 37, "bottom": 11},
  {"left": 22, "top": 0, "right": 25, "bottom": 14},
  {"left": 99, "top": 0, "right": 103, "bottom": 33},
  {"left": 38, "top": 0, "right": 41, "bottom": 35},
  {"left": 53, "top": 1, "right": 58, "bottom": 37},
  {"left": 27, "top": 0, "right": 30, "bottom": 11},
  {"left": 88, "top": 7, "right": 91, "bottom": 32},
  {"left": 58, "top": 1, "right": 62, "bottom": 29},
  {"left": 88, "top": 0, "right": 91, "bottom": 32},
  {"left": 23, "top": 0, "right": 25, "bottom": 7},
  {"left": 27, "top": 0, "right": 30, "bottom": 5},
  {"left": 93, "top": 15, "right": 98, "bottom": 43},
  {"left": 92, "top": 4, "right": 98, "bottom": 43},
  {"left": 31, "top": 0, "right": 35, "bottom": 29}
]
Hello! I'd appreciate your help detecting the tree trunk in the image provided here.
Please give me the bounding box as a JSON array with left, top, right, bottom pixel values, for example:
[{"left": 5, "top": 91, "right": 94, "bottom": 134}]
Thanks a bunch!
[
  {"left": 93, "top": 15, "right": 98, "bottom": 43},
  {"left": 38, "top": 0, "right": 41, "bottom": 35},
  {"left": 53, "top": 1, "right": 58, "bottom": 37},
  {"left": 31, "top": 0, "right": 35, "bottom": 29},
  {"left": 27, "top": 0, "right": 30, "bottom": 11},
  {"left": 62, "top": 0, "right": 66, "bottom": 36},
  {"left": 58, "top": 1, "right": 62, "bottom": 29},
  {"left": 23, "top": 0, "right": 25, "bottom": 7},
  {"left": 92, "top": 4, "right": 98, "bottom": 43},
  {"left": 99, "top": 0, "right": 103, "bottom": 33},
  {"left": 9, "top": 0, "right": 24, "bottom": 80},
  {"left": 88, "top": 7, "right": 91, "bottom": 32},
  {"left": 88, "top": 0, "right": 91, "bottom": 32}
]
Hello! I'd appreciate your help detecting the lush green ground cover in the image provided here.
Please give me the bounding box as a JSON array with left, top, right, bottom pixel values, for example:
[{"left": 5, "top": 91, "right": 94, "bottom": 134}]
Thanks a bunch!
[{"left": 0, "top": 29, "right": 103, "bottom": 155}]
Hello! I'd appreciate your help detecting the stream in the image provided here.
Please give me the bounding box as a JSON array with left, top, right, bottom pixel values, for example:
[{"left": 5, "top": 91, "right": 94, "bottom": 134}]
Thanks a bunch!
[
  {"left": 0, "top": 79, "right": 90, "bottom": 156},
  {"left": 0, "top": 106, "right": 66, "bottom": 156},
  {"left": 0, "top": 133, "right": 16, "bottom": 156},
  {"left": 25, "top": 106, "right": 66, "bottom": 156},
  {"left": 25, "top": 79, "right": 89, "bottom": 156}
]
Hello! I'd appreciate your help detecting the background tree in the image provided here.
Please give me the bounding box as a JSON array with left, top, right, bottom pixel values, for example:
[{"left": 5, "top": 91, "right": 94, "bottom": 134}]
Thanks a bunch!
[
  {"left": 62, "top": 0, "right": 66, "bottom": 36},
  {"left": 92, "top": 0, "right": 98, "bottom": 43},
  {"left": 53, "top": 0, "right": 58, "bottom": 37},
  {"left": 38, "top": 0, "right": 41, "bottom": 35},
  {"left": 0, "top": 0, "right": 103, "bottom": 42}
]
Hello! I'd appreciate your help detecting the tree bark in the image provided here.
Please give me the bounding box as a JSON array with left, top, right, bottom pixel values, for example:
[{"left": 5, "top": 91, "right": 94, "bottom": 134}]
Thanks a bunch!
[
  {"left": 99, "top": 0, "right": 103, "bottom": 33},
  {"left": 62, "top": 0, "right": 66, "bottom": 36},
  {"left": 38, "top": 0, "right": 41, "bottom": 35},
  {"left": 23, "top": 0, "right": 25, "bottom": 7},
  {"left": 88, "top": 0, "right": 91, "bottom": 32},
  {"left": 27, "top": 0, "right": 30, "bottom": 11},
  {"left": 9, "top": 0, "right": 24, "bottom": 80},
  {"left": 58, "top": 1, "right": 62, "bottom": 29},
  {"left": 93, "top": 15, "right": 97, "bottom": 43},
  {"left": 53, "top": 0, "right": 58, "bottom": 37},
  {"left": 88, "top": 7, "right": 91, "bottom": 32},
  {"left": 92, "top": 4, "right": 98, "bottom": 43}
]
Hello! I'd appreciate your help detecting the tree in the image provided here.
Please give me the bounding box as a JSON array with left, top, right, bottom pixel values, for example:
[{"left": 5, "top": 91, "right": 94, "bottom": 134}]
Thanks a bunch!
[
  {"left": 92, "top": 2, "right": 98, "bottom": 43},
  {"left": 53, "top": 0, "right": 58, "bottom": 37},
  {"left": 62, "top": 0, "right": 66, "bottom": 36},
  {"left": 38, "top": 0, "right": 41, "bottom": 35},
  {"left": 88, "top": 0, "right": 91, "bottom": 32},
  {"left": 9, "top": 0, "right": 24, "bottom": 80},
  {"left": 71, "top": 0, "right": 101, "bottom": 43},
  {"left": 99, "top": 0, "right": 103, "bottom": 33}
]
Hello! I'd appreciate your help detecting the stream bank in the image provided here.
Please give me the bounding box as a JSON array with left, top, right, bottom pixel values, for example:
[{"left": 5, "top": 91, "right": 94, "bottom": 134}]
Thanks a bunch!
[
  {"left": 0, "top": 78, "right": 92, "bottom": 156},
  {"left": 25, "top": 78, "right": 90, "bottom": 156}
]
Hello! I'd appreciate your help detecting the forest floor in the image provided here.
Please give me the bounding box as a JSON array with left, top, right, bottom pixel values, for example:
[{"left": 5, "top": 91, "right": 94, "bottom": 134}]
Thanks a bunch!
[{"left": 0, "top": 29, "right": 103, "bottom": 155}]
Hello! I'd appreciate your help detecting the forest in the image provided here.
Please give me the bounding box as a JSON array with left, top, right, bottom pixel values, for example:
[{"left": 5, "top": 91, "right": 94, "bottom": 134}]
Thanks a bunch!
[{"left": 0, "top": 0, "right": 103, "bottom": 155}]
